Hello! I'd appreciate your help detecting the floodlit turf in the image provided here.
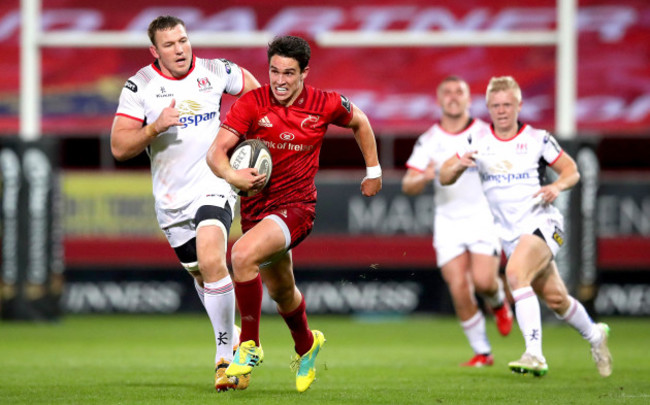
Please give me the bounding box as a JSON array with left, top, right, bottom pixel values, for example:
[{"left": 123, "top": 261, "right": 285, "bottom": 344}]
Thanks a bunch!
[{"left": 1, "top": 314, "right": 648, "bottom": 404}]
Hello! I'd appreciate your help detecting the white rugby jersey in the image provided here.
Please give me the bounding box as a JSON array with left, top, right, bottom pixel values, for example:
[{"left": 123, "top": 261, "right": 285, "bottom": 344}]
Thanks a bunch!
[
  {"left": 116, "top": 55, "right": 244, "bottom": 214},
  {"left": 406, "top": 118, "right": 493, "bottom": 220},
  {"left": 459, "top": 123, "right": 564, "bottom": 241}
]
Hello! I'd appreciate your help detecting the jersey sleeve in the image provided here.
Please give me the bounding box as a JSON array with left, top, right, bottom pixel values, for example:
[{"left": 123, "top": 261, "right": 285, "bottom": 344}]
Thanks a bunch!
[
  {"left": 221, "top": 91, "right": 257, "bottom": 138},
  {"left": 405, "top": 135, "right": 430, "bottom": 172},
  {"left": 325, "top": 92, "right": 354, "bottom": 127},
  {"left": 541, "top": 132, "right": 563, "bottom": 165},
  {"left": 115, "top": 77, "right": 145, "bottom": 122},
  {"left": 217, "top": 58, "right": 245, "bottom": 96}
]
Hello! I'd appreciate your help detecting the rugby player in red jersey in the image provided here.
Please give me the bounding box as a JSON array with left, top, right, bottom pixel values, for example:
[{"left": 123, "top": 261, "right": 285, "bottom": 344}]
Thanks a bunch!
[{"left": 206, "top": 35, "right": 381, "bottom": 392}]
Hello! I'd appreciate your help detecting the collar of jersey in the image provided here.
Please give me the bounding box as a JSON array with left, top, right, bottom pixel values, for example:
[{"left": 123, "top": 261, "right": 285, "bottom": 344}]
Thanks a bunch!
[
  {"left": 436, "top": 117, "right": 475, "bottom": 136},
  {"left": 151, "top": 54, "right": 196, "bottom": 81},
  {"left": 490, "top": 121, "right": 527, "bottom": 142}
]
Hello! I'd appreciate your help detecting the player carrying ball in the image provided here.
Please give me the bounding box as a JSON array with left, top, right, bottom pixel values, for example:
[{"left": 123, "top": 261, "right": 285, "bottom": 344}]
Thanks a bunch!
[{"left": 207, "top": 35, "right": 382, "bottom": 392}]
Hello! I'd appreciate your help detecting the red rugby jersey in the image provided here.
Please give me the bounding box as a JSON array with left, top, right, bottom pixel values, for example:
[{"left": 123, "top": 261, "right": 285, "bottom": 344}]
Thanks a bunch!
[{"left": 221, "top": 84, "right": 354, "bottom": 221}]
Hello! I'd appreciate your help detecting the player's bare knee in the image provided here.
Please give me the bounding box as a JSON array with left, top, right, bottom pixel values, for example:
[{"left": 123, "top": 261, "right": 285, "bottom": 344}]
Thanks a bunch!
[
  {"left": 544, "top": 291, "right": 568, "bottom": 313},
  {"left": 505, "top": 268, "right": 524, "bottom": 290},
  {"left": 449, "top": 281, "right": 471, "bottom": 298},
  {"left": 197, "top": 257, "right": 228, "bottom": 282},
  {"left": 443, "top": 269, "right": 468, "bottom": 290},
  {"left": 230, "top": 247, "right": 249, "bottom": 271},
  {"left": 231, "top": 243, "right": 261, "bottom": 273},
  {"left": 473, "top": 275, "right": 496, "bottom": 295}
]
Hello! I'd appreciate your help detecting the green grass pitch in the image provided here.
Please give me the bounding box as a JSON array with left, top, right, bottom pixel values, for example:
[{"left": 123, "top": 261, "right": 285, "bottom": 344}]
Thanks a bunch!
[{"left": 1, "top": 314, "right": 648, "bottom": 404}]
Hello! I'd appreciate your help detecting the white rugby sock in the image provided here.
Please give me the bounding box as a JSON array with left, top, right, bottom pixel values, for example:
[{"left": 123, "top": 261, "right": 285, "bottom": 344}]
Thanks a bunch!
[
  {"left": 512, "top": 286, "right": 544, "bottom": 360},
  {"left": 461, "top": 311, "right": 491, "bottom": 355},
  {"left": 484, "top": 277, "right": 506, "bottom": 308},
  {"left": 558, "top": 296, "right": 600, "bottom": 345},
  {"left": 204, "top": 276, "right": 236, "bottom": 363},
  {"left": 194, "top": 279, "right": 205, "bottom": 307}
]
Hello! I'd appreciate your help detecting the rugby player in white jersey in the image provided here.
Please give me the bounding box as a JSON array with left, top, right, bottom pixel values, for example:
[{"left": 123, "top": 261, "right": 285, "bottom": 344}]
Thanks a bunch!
[
  {"left": 440, "top": 76, "right": 612, "bottom": 378},
  {"left": 402, "top": 76, "right": 513, "bottom": 368},
  {"left": 110, "top": 15, "right": 261, "bottom": 391}
]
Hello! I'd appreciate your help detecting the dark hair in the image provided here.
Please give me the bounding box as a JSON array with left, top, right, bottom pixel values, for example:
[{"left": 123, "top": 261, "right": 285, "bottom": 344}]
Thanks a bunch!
[
  {"left": 147, "top": 15, "right": 186, "bottom": 46},
  {"left": 267, "top": 36, "right": 311, "bottom": 72}
]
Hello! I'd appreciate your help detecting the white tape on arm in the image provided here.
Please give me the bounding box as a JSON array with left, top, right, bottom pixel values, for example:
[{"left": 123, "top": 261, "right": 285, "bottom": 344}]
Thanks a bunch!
[{"left": 366, "top": 165, "right": 382, "bottom": 179}]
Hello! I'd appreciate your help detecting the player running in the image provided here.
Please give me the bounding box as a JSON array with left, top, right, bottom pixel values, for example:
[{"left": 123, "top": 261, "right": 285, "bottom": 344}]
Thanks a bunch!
[
  {"left": 402, "top": 76, "right": 513, "bottom": 368},
  {"left": 206, "top": 35, "right": 382, "bottom": 392},
  {"left": 110, "top": 15, "right": 260, "bottom": 391},
  {"left": 440, "top": 76, "right": 612, "bottom": 377}
]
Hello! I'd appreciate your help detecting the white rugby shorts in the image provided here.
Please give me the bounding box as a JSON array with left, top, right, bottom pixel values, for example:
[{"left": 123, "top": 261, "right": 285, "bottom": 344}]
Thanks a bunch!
[
  {"left": 500, "top": 210, "right": 565, "bottom": 258},
  {"left": 433, "top": 213, "right": 501, "bottom": 267},
  {"left": 158, "top": 191, "right": 236, "bottom": 249}
]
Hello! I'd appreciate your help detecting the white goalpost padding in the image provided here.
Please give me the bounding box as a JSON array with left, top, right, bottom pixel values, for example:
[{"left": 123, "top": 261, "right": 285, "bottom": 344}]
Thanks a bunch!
[
  {"left": 315, "top": 31, "right": 558, "bottom": 47},
  {"left": 19, "top": 0, "right": 577, "bottom": 140},
  {"left": 38, "top": 31, "right": 275, "bottom": 48}
]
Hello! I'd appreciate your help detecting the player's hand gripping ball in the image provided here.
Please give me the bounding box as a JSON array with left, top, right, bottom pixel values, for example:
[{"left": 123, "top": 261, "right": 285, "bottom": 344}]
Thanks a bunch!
[{"left": 229, "top": 139, "right": 272, "bottom": 197}]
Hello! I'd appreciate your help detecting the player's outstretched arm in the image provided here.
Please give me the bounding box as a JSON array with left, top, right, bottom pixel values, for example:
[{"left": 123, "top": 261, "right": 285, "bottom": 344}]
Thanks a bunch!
[
  {"left": 110, "top": 99, "right": 181, "bottom": 161},
  {"left": 347, "top": 104, "right": 382, "bottom": 197},
  {"left": 439, "top": 151, "right": 475, "bottom": 185},
  {"left": 402, "top": 163, "right": 435, "bottom": 196}
]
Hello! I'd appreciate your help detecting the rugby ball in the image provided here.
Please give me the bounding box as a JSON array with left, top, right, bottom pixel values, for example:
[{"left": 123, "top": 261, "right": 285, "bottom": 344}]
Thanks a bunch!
[{"left": 229, "top": 139, "right": 272, "bottom": 197}]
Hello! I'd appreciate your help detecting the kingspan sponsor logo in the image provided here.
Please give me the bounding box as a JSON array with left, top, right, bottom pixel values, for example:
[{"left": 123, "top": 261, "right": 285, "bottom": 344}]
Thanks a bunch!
[
  {"left": 481, "top": 160, "right": 531, "bottom": 184},
  {"left": 179, "top": 111, "right": 217, "bottom": 129},
  {"left": 481, "top": 171, "right": 531, "bottom": 184},
  {"left": 177, "top": 100, "right": 217, "bottom": 129}
]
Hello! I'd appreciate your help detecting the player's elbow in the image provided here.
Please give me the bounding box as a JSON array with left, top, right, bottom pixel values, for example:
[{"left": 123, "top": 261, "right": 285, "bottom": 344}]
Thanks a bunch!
[
  {"left": 559, "top": 167, "right": 581, "bottom": 191},
  {"left": 572, "top": 170, "right": 581, "bottom": 188},
  {"left": 110, "top": 141, "right": 131, "bottom": 162},
  {"left": 438, "top": 172, "right": 454, "bottom": 186},
  {"left": 401, "top": 181, "right": 419, "bottom": 196}
]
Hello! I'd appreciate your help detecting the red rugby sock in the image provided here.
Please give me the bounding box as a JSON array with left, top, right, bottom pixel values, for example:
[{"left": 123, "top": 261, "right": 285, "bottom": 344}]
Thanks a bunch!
[
  {"left": 280, "top": 295, "right": 314, "bottom": 356},
  {"left": 234, "top": 275, "right": 263, "bottom": 346}
]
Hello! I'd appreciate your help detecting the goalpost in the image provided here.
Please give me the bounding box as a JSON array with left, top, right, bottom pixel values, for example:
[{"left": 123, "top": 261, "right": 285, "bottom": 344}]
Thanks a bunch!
[{"left": 20, "top": 0, "right": 577, "bottom": 141}]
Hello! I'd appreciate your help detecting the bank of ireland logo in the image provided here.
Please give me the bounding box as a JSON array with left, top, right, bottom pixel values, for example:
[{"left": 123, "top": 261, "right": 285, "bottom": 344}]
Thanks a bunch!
[{"left": 280, "top": 132, "right": 295, "bottom": 141}]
